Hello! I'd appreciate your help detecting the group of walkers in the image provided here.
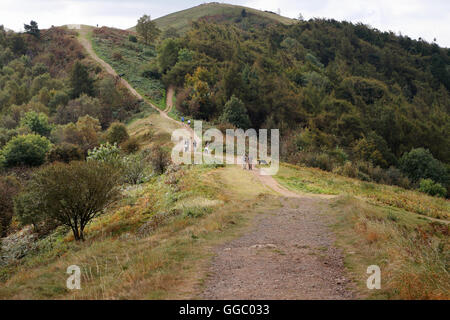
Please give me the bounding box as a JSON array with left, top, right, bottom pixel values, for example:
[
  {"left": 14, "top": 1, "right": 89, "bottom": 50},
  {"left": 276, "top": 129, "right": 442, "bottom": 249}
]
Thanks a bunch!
[
  {"left": 242, "top": 154, "right": 253, "bottom": 170},
  {"left": 184, "top": 138, "right": 198, "bottom": 152}
]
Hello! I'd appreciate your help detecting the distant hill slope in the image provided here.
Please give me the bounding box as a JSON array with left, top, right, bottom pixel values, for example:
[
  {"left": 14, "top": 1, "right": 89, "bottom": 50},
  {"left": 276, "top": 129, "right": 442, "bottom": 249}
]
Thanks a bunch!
[{"left": 129, "top": 2, "right": 295, "bottom": 33}]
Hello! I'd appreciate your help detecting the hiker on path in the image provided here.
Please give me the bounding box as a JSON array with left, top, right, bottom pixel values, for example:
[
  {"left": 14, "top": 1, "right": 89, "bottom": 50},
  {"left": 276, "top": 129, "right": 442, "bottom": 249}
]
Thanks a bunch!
[
  {"left": 248, "top": 155, "right": 253, "bottom": 170},
  {"left": 242, "top": 155, "right": 247, "bottom": 170},
  {"left": 184, "top": 139, "right": 189, "bottom": 152}
]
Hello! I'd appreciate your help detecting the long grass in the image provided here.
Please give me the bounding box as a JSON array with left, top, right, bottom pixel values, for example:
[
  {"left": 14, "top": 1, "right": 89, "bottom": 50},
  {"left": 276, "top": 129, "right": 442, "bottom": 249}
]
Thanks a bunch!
[
  {"left": 330, "top": 196, "right": 449, "bottom": 299},
  {"left": 275, "top": 164, "right": 450, "bottom": 220}
]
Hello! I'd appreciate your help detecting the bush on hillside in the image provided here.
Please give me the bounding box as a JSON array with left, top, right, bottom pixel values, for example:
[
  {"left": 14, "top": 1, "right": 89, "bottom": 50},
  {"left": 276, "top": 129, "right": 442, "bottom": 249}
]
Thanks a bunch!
[
  {"left": 148, "top": 144, "right": 170, "bottom": 175},
  {"left": 19, "top": 161, "right": 121, "bottom": 240},
  {"left": 1, "top": 134, "right": 52, "bottom": 167},
  {"left": 419, "top": 179, "right": 447, "bottom": 198},
  {"left": 46, "top": 143, "right": 83, "bottom": 163},
  {"left": 87, "top": 142, "right": 122, "bottom": 167},
  {"left": 121, "top": 136, "right": 140, "bottom": 154},
  {"left": 400, "top": 148, "right": 448, "bottom": 185},
  {"left": 105, "top": 122, "right": 129, "bottom": 145},
  {"left": 0, "top": 175, "right": 21, "bottom": 237},
  {"left": 19, "top": 111, "right": 52, "bottom": 137},
  {"left": 122, "top": 153, "right": 148, "bottom": 184}
]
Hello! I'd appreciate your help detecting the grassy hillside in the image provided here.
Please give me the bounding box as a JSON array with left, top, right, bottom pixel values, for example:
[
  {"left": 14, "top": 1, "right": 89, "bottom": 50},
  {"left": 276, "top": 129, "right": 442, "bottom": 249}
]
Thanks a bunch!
[
  {"left": 130, "top": 2, "right": 295, "bottom": 33},
  {"left": 90, "top": 27, "right": 166, "bottom": 110}
]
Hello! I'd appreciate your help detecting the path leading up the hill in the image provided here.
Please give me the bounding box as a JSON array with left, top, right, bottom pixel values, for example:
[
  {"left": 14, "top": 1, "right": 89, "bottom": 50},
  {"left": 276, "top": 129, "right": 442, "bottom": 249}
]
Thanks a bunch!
[
  {"left": 201, "top": 195, "right": 355, "bottom": 299},
  {"left": 76, "top": 29, "right": 356, "bottom": 299},
  {"left": 77, "top": 27, "right": 193, "bottom": 136},
  {"left": 165, "top": 85, "right": 175, "bottom": 113}
]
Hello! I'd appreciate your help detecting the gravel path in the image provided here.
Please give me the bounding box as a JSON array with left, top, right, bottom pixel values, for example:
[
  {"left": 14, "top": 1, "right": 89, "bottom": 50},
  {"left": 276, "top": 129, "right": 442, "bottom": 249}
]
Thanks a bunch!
[{"left": 201, "top": 196, "right": 355, "bottom": 299}]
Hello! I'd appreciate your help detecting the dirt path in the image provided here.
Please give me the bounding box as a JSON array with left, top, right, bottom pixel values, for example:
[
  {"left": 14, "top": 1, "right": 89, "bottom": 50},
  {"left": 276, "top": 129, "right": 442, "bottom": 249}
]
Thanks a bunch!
[
  {"left": 201, "top": 195, "right": 355, "bottom": 299},
  {"left": 165, "top": 85, "right": 175, "bottom": 113},
  {"left": 76, "top": 29, "right": 356, "bottom": 299},
  {"left": 76, "top": 27, "right": 193, "bottom": 136}
]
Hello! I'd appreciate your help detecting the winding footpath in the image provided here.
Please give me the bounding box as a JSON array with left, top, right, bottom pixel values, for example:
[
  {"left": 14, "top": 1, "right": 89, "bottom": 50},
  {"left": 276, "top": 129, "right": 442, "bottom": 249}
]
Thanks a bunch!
[{"left": 76, "top": 28, "right": 356, "bottom": 299}]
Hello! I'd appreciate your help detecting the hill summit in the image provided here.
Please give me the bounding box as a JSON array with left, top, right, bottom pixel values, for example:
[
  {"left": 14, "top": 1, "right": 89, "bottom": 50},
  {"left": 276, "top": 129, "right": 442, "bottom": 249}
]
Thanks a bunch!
[{"left": 130, "top": 2, "right": 295, "bottom": 33}]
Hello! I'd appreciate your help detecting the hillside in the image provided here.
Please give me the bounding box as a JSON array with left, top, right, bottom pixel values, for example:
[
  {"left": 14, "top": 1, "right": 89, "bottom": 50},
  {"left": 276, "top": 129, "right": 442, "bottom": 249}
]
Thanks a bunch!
[
  {"left": 130, "top": 2, "right": 295, "bottom": 33},
  {"left": 0, "top": 6, "right": 449, "bottom": 302}
]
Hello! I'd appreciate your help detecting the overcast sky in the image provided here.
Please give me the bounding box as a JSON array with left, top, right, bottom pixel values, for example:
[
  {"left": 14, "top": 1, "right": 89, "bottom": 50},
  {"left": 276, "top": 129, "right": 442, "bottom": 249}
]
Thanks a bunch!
[{"left": 1, "top": 0, "right": 449, "bottom": 47}]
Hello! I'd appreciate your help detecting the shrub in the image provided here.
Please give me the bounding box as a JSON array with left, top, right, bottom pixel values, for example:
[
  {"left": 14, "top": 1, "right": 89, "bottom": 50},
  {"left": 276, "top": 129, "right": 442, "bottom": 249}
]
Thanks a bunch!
[
  {"left": 122, "top": 153, "right": 148, "bottom": 184},
  {"left": 121, "top": 136, "right": 140, "bottom": 154},
  {"left": 21, "top": 161, "right": 121, "bottom": 240},
  {"left": 87, "top": 142, "right": 122, "bottom": 167},
  {"left": 46, "top": 143, "right": 83, "bottom": 163},
  {"left": 400, "top": 148, "right": 448, "bottom": 185},
  {"left": 0, "top": 175, "right": 21, "bottom": 237},
  {"left": 14, "top": 189, "right": 57, "bottom": 235},
  {"left": 140, "top": 62, "right": 161, "bottom": 79},
  {"left": 128, "top": 35, "right": 137, "bottom": 43},
  {"left": 105, "top": 122, "right": 129, "bottom": 144},
  {"left": 1, "top": 134, "right": 52, "bottom": 167},
  {"left": 220, "top": 95, "right": 251, "bottom": 129},
  {"left": 70, "top": 61, "right": 94, "bottom": 99},
  {"left": 148, "top": 144, "right": 170, "bottom": 175},
  {"left": 112, "top": 50, "right": 123, "bottom": 61},
  {"left": 19, "top": 111, "right": 52, "bottom": 137},
  {"left": 419, "top": 179, "right": 447, "bottom": 198}
]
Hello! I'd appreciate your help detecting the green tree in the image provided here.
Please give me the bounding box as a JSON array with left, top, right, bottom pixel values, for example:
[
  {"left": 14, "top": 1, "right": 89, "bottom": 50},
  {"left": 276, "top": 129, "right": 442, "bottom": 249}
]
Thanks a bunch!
[
  {"left": 70, "top": 61, "right": 94, "bottom": 99},
  {"left": 220, "top": 95, "right": 251, "bottom": 129},
  {"left": 419, "top": 179, "right": 446, "bottom": 198},
  {"left": 149, "top": 144, "right": 170, "bottom": 175},
  {"left": 136, "top": 15, "right": 161, "bottom": 45},
  {"left": 105, "top": 122, "right": 129, "bottom": 145},
  {"left": 2, "top": 134, "right": 52, "bottom": 167},
  {"left": 22, "top": 161, "right": 121, "bottom": 240},
  {"left": 87, "top": 142, "right": 122, "bottom": 167},
  {"left": 162, "top": 27, "right": 179, "bottom": 39},
  {"left": 14, "top": 189, "right": 47, "bottom": 232},
  {"left": 400, "top": 148, "right": 448, "bottom": 184},
  {"left": 24, "top": 20, "right": 40, "bottom": 38},
  {"left": 157, "top": 38, "right": 180, "bottom": 73},
  {"left": 46, "top": 143, "right": 83, "bottom": 163},
  {"left": 20, "top": 111, "right": 52, "bottom": 136},
  {"left": 0, "top": 175, "right": 21, "bottom": 237}
]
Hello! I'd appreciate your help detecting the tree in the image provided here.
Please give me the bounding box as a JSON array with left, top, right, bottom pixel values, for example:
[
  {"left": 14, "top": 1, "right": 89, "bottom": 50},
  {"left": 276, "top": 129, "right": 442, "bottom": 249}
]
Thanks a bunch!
[
  {"left": 23, "top": 161, "right": 121, "bottom": 240},
  {"left": 46, "top": 143, "right": 83, "bottom": 163},
  {"left": 136, "top": 15, "right": 161, "bottom": 45},
  {"left": 419, "top": 179, "right": 446, "bottom": 198},
  {"left": 105, "top": 122, "right": 129, "bottom": 145},
  {"left": 24, "top": 20, "right": 40, "bottom": 38},
  {"left": 87, "top": 142, "right": 122, "bottom": 167},
  {"left": 157, "top": 38, "right": 180, "bottom": 73},
  {"left": 220, "top": 95, "right": 252, "bottom": 129},
  {"left": 53, "top": 115, "right": 101, "bottom": 155},
  {"left": 20, "top": 111, "right": 52, "bottom": 136},
  {"left": 148, "top": 144, "right": 170, "bottom": 175},
  {"left": 1, "top": 134, "right": 52, "bottom": 167},
  {"left": 400, "top": 148, "right": 448, "bottom": 185},
  {"left": 70, "top": 61, "right": 94, "bottom": 99},
  {"left": 0, "top": 175, "right": 20, "bottom": 237},
  {"left": 162, "top": 27, "right": 179, "bottom": 39}
]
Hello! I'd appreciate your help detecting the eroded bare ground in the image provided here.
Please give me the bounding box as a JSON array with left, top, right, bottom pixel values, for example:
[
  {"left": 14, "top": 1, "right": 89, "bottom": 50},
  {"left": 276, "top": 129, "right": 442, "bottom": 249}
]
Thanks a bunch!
[{"left": 201, "top": 196, "right": 356, "bottom": 300}]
